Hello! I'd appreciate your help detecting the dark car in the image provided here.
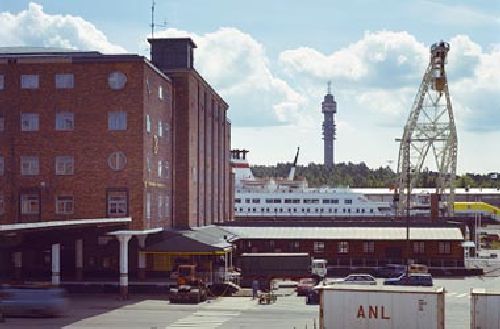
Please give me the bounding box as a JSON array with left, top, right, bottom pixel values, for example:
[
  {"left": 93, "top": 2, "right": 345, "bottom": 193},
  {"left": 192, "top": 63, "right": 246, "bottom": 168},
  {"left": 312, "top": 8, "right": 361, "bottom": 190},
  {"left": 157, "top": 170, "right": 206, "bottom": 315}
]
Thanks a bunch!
[
  {"left": 296, "top": 278, "right": 316, "bottom": 297},
  {"left": 306, "top": 288, "right": 319, "bottom": 305},
  {"left": 376, "top": 264, "right": 406, "bottom": 278},
  {"left": 383, "top": 273, "right": 433, "bottom": 286},
  {"left": 0, "top": 286, "right": 68, "bottom": 317}
]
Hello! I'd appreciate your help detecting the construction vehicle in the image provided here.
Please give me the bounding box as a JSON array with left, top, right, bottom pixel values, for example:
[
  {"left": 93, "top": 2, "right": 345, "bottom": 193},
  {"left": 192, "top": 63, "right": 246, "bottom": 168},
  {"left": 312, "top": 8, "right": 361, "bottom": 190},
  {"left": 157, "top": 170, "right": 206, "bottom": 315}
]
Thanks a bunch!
[{"left": 169, "top": 264, "right": 208, "bottom": 303}]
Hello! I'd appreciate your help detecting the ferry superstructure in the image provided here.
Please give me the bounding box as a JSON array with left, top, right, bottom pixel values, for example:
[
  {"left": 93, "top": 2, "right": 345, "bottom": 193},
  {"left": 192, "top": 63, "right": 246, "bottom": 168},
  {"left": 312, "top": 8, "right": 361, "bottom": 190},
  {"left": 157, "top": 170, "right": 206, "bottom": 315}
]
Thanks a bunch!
[{"left": 231, "top": 149, "right": 393, "bottom": 218}]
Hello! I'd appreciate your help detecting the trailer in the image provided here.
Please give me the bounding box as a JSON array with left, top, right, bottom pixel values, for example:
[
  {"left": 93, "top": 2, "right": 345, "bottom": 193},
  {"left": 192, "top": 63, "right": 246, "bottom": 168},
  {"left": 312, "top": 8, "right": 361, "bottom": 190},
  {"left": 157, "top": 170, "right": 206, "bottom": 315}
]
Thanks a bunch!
[
  {"left": 318, "top": 285, "right": 445, "bottom": 329},
  {"left": 238, "top": 252, "right": 310, "bottom": 287},
  {"left": 471, "top": 288, "right": 500, "bottom": 329}
]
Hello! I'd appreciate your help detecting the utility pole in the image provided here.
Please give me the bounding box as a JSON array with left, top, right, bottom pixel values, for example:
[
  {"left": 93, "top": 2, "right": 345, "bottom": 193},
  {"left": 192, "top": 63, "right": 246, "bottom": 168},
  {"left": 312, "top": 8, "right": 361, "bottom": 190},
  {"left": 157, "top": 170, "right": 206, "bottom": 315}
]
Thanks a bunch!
[{"left": 405, "top": 137, "right": 411, "bottom": 275}]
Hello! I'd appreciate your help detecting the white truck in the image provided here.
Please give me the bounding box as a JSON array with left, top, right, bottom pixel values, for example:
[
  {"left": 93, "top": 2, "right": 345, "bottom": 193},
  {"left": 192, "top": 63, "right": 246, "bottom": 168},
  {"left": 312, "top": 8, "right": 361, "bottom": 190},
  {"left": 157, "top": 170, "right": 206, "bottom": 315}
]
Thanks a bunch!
[
  {"left": 470, "top": 288, "right": 500, "bottom": 329},
  {"left": 318, "top": 285, "right": 445, "bottom": 329},
  {"left": 311, "top": 259, "right": 327, "bottom": 279}
]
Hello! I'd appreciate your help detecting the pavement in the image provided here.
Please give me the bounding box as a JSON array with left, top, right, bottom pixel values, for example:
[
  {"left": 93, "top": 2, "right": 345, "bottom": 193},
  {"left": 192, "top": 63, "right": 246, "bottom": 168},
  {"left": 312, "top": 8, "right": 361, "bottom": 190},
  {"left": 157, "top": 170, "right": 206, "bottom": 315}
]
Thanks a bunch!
[{"left": 3, "top": 276, "right": 499, "bottom": 329}]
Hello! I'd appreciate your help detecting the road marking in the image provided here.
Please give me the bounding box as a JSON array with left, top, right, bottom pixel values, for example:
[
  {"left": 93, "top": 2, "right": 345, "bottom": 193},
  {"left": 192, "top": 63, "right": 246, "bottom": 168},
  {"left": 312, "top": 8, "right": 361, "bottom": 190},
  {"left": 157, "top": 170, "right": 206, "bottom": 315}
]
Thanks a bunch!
[{"left": 166, "top": 298, "right": 256, "bottom": 329}]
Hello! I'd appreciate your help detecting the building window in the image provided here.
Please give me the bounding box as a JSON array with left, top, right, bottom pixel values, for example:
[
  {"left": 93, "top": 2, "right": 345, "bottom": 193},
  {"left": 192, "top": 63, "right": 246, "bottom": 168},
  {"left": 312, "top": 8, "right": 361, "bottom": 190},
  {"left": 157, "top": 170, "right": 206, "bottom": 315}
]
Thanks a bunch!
[
  {"left": 21, "top": 156, "right": 39, "bottom": 176},
  {"left": 55, "top": 73, "right": 74, "bottom": 89},
  {"left": 314, "top": 241, "right": 325, "bottom": 253},
  {"left": 157, "top": 195, "right": 162, "bottom": 219},
  {"left": 108, "top": 71, "right": 127, "bottom": 90},
  {"left": 56, "top": 196, "right": 74, "bottom": 214},
  {"left": 0, "top": 155, "right": 4, "bottom": 175},
  {"left": 158, "top": 85, "right": 163, "bottom": 99},
  {"left": 108, "top": 111, "right": 127, "bottom": 131},
  {"left": 55, "top": 156, "right": 74, "bottom": 175},
  {"left": 363, "top": 241, "right": 374, "bottom": 253},
  {"left": 157, "top": 160, "right": 162, "bottom": 177},
  {"left": 344, "top": 199, "right": 352, "bottom": 204},
  {"left": 146, "top": 78, "right": 151, "bottom": 94},
  {"left": 108, "top": 152, "right": 127, "bottom": 171},
  {"left": 338, "top": 241, "right": 349, "bottom": 253},
  {"left": 0, "top": 113, "right": 4, "bottom": 131},
  {"left": 146, "top": 155, "right": 151, "bottom": 174},
  {"left": 413, "top": 242, "right": 425, "bottom": 254},
  {"left": 0, "top": 194, "right": 4, "bottom": 215},
  {"left": 21, "top": 113, "right": 39, "bottom": 131},
  {"left": 107, "top": 190, "right": 127, "bottom": 216},
  {"left": 163, "top": 195, "right": 169, "bottom": 218},
  {"left": 146, "top": 192, "right": 151, "bottom": 219},
  {"left": 21, "top": 193, "right": 40, "bottom": 215},
  {"left": 0, "top": 75, "right": 4, "bottom": 90},
  {"left": 158, "top": 121, "right": 163, "bottom": 137},
  {"left": 56, "top": 112, "right": 74, "bottom": 131},
  {"left": 21, "top": 75, "right": 39, "bottom": 89},
  {"left": 164, "top": 161, "right": 169, "bottom": 177},
  {"left": 146, "top": 114, "right": 151, "bottom": 133},
  {"left": 438, "top": 242, "right": 451, "bottom": 254}
]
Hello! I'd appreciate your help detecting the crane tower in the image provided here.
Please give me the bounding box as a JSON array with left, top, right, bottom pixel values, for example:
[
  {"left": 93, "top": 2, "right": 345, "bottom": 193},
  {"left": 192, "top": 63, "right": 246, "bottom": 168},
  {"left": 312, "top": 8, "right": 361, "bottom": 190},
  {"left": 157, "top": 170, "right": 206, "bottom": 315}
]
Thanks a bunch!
[{"left": 396, "top": 41, "right": 458, "bottom": 216}]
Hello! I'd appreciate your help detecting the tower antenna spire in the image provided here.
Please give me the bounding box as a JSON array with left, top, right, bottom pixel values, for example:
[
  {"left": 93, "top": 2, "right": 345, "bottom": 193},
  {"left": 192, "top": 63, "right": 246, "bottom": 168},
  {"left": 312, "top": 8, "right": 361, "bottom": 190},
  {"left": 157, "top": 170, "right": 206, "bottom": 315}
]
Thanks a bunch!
[
  {"left": 151, "top": 0, "right": 155, "bottom": 39},
  {"left": 327, "top": 80, "right": 332, "bottom": 94}
]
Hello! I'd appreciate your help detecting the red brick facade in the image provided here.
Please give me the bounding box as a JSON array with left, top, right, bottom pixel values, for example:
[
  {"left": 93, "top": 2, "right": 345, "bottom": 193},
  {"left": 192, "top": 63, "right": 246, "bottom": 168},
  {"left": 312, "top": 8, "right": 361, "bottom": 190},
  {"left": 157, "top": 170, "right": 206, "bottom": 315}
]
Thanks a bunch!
[
  {"left": 149, "top": 38, "right": 233, "bottom": 228},
  {"left": 0, "top": 53, "right": 173, "bottom": 230},
  {"left": 235, "top": 238, "right": 464, "bottom": 267}
]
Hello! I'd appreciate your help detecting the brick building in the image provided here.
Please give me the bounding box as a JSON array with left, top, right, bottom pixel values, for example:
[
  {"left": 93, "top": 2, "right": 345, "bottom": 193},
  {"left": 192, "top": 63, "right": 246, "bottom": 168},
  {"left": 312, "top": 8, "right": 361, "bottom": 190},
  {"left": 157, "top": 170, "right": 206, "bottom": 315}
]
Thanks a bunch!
[
  {"left": 0, "top": 40, "right": 233, "bottom": 296},
  {"left": 222, "top": 222, "right": 466, "bottom": 273},
  {"left": 148, "top": 38, "right": 232, "bottom": 228},
  {"left": 0, "top": 49, "right": 173, "bottom": 230}
]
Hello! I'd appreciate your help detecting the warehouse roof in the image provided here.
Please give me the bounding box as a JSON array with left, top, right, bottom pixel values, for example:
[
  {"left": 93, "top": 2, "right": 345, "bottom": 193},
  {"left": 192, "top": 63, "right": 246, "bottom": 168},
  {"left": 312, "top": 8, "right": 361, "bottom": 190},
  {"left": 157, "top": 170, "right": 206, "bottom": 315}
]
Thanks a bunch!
[{"left": 222, "top": 226, "right": 463, "bottom": 240}]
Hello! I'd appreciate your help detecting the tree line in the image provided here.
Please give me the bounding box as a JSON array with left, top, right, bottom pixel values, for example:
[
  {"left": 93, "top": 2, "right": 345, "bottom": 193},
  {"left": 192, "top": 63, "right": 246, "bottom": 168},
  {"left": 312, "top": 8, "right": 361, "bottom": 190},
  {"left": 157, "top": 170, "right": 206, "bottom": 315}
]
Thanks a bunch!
[{"left": 251, "top": 162, "right": 500, "bottom": 189}]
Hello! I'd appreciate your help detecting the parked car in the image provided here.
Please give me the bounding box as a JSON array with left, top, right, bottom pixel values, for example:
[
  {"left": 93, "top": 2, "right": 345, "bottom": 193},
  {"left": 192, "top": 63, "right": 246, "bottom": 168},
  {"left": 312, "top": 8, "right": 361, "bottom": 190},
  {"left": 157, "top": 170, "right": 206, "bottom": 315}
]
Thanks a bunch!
[
  {"left": 383, "top": 273, "right": 433, "bottom": 286},
  {"left": 306, "top": 288, "right": 319, "bottom": 305},
  {"left": 328, "top": 274, "right": 377, "bottom": 285},
  {"left": 296, "top": 278, "right": 316, "bottom": 296},
  {"left": 376, "top": 264, "right": 406, "bottom": 278},
  {"left": 0, "top": 286, "right": 68, "bottom": 317},
  {"left": 409, "top": 263, "right": 429, "bottom": 274}
]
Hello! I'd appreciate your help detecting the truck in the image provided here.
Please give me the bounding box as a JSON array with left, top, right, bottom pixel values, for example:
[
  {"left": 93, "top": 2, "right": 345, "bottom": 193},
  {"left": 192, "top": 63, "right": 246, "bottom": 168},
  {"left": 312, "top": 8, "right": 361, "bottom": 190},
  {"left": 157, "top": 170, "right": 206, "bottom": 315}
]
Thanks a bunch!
[
  {"left": 470, "top": 288, "right": 500, "bottom": 329},
  {"left": 169, "top": 264, "right": 208, "bottom": 303},
  {"left": 238, "top": 252, "right": 311, "bottom": 287},
  {"left": 318, "top": 285, "right": 445, "bottom": 329},
  {"left": 311, "top": 258, "right": 328, "bottom": 280}
]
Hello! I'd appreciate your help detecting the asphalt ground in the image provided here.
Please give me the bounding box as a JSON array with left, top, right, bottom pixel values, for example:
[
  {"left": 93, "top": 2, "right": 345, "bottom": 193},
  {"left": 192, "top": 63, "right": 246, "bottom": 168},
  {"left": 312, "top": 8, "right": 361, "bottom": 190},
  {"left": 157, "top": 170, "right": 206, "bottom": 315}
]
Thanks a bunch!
[{"left": 3, "top": 276, "right": 499, "bottom": 329}]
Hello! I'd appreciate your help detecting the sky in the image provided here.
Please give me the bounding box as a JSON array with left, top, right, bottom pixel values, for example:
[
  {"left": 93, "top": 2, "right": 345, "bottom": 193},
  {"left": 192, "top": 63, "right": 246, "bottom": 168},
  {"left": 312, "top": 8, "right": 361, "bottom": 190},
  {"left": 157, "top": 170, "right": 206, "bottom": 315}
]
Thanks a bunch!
[{"left": 0, "top": 1, "right": 499, "bottom": 174}]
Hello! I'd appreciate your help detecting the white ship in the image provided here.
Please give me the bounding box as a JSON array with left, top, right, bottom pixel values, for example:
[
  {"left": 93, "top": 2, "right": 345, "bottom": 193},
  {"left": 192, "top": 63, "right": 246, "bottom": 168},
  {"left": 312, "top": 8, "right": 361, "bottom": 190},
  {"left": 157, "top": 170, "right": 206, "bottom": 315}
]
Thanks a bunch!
[{"left": 231, "top": 149, "right": 393, "bottom": 218}]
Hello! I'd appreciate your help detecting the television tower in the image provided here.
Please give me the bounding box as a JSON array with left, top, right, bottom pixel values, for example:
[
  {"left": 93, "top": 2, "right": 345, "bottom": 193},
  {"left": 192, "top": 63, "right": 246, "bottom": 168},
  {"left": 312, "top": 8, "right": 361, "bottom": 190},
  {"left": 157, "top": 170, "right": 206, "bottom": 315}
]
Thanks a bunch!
[{"left": 322, "top": 81, "right": 337, "bottom": 168}]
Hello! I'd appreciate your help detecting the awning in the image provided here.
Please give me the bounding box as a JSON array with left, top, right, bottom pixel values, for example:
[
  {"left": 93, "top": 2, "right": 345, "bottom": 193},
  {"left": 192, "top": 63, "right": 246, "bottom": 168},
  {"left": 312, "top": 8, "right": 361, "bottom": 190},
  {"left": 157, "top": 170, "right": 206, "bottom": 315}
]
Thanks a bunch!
[
  {"left": 144, "top": 226, "right": 233, "bottom": 254},
  {"left": 0, "top": 217, "right": 131, "bottom": 233}
]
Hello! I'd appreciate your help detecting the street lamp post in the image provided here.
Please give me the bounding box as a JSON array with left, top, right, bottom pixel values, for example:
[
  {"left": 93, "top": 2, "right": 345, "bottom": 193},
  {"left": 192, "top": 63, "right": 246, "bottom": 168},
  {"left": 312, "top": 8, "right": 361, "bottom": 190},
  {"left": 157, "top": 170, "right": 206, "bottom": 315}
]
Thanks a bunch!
[{"left": 405, "top": 138, "right": 411, "bottom": 275}]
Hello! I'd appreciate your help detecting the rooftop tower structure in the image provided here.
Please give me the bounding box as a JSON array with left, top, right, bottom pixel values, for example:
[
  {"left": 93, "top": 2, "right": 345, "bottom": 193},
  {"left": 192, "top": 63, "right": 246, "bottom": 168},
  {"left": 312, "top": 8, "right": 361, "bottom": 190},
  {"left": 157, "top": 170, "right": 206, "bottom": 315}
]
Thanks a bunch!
[{"left": 322, "top": 81, "right": 337, "bottom": 168}]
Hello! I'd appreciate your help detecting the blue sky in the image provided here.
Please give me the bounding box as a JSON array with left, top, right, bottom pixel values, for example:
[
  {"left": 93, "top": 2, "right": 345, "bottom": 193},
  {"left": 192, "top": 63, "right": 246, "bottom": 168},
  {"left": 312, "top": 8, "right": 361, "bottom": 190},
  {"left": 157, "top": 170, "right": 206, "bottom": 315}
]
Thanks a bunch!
[{"left": 1, "top": 1, "right": 499, "bottom": 174}]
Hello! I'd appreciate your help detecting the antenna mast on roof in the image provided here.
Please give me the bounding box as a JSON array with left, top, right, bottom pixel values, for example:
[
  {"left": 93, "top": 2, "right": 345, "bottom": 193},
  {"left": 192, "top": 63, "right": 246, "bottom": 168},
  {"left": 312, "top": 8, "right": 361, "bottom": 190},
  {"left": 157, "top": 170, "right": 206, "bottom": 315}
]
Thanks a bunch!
[{"left": 149, "top": 1, "right": 167, "bottom": 58}]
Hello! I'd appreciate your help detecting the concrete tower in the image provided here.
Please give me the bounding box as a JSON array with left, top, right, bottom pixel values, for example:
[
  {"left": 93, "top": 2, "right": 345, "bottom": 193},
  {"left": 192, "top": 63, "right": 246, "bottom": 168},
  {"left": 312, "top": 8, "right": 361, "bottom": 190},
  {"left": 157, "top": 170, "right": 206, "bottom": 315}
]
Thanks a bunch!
[{"left": 322, "top": 81, "right": 337, "bottom": 168}]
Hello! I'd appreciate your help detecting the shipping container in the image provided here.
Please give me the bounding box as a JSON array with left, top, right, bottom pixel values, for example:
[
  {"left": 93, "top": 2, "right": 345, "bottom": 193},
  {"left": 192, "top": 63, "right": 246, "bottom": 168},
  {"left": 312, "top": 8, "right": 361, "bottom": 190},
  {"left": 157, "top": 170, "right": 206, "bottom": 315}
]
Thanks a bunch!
[
  {"left": 470, "top": 288, "right": 500, "bottom": 329},
  {"left": 319, "top": 285, "right": 445, "bottom": 329}
]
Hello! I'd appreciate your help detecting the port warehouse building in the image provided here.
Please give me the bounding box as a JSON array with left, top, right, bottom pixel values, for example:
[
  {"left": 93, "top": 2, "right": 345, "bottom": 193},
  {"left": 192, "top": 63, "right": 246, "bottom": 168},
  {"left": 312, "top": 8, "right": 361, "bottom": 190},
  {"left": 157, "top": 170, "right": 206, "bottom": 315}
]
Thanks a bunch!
[
  {"left": 220, "top": 222, "right": 467, "bottom": 273},
  {"left": 0, "top": 39, "right": 235, "bottom": 295}
]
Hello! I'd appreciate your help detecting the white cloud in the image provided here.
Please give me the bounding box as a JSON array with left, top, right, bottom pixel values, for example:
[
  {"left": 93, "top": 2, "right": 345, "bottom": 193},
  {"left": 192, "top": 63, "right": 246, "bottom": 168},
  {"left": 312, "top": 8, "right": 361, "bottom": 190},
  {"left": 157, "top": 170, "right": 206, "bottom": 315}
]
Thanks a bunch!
[
  {"left": 154, "top": 27, "right": 306, "bottom": 127},
  {"left": 0, "top": 2, "right": 125, "bottom": 53},
  {"left": 279, "top": 31, "right": 428, "bottom": 88}
]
